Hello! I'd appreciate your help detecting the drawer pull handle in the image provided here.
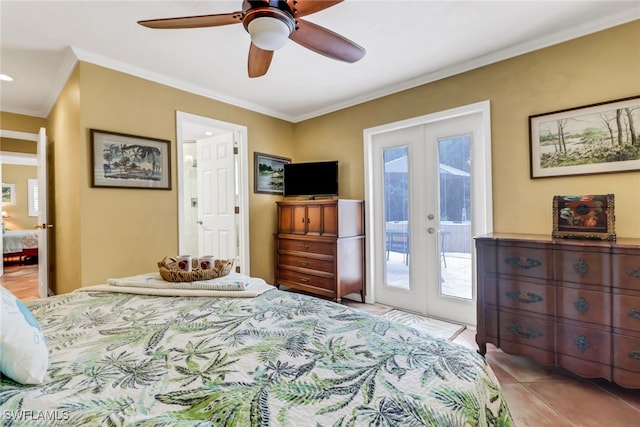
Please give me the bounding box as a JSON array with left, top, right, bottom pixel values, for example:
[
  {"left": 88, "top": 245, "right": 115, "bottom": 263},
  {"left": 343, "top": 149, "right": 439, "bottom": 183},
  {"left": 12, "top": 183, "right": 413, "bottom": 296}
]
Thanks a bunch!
[
  {"left": 627, "top": 268, "right": 640, "bottom": 280},
  {"left": 505, "top": 290, "right": 543, "bottom": 304},
  {"left": 298, "top": 277, "right": 309, "bottom": 282},
  {"left": 574, "top": 297, "right": 589, "bottom": 314},
  {"left": 575, "top": 335, "right": 590, "bottom": 353},
  {"left": 628, "top": 351, "right": 640, "bottom": 360},
  {"left": 298, "top": 261, "right": 309, "bottom": 266},
  {"left": 573, "top": 258, "right": 589, "bottom": 277},
  {"left": 298, "top": 244, "right": 310, "bottom": 250},
  {"left": 504, "top": 257, "right": 542, "bottom": 270},
  {"left": 628, "top": 309, "right": 640, "bottom": 320},
  {"left": 507, "top": 324, "right": 542, "bottom": 339}
]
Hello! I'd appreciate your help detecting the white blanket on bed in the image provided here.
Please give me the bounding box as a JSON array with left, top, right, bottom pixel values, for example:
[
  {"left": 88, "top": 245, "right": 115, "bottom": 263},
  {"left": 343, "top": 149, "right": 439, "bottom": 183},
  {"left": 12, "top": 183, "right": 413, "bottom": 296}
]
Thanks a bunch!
[
  {"left": 76, "top": 272, "right": 275, "bottom": 297},
  {"left": 107, "top": 272, "right": 253, "bottom": 291}
]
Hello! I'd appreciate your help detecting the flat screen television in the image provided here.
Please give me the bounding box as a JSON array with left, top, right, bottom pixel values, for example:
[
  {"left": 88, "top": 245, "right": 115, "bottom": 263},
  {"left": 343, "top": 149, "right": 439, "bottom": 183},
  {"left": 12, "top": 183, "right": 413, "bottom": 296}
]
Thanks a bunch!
[{"left": 283, "top": 161, "right": 339, "bottom": 198}]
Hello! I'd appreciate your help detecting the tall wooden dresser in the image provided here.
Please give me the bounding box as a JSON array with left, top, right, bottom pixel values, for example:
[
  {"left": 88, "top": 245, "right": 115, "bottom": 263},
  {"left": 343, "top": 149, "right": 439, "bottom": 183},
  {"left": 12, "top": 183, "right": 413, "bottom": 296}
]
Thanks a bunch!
[
  {"left": 274, "top": 199, "right": 365, "bottom": 303},
  {"left": 476, "top": 233, "right": 640, "bottom": 388}
]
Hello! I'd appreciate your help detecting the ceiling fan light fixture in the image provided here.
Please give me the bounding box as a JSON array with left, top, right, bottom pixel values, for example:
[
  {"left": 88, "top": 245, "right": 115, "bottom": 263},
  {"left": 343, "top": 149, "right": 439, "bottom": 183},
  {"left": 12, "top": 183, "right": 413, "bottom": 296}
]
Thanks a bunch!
[{"left": 247, "top": 16, "right": 292, "bottom": 51}]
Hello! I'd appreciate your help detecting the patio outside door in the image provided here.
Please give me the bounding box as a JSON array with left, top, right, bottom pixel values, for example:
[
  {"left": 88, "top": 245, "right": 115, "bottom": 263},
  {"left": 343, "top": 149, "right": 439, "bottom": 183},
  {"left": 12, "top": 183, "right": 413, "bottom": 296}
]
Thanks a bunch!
[{"left": 366, "top": 104, "right": 491, "bottom": 326}]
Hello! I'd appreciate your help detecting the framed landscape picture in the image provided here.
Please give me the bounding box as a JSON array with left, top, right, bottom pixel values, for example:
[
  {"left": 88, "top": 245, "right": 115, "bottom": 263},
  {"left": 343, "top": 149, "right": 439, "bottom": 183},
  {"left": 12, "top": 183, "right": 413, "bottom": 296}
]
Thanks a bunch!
[
  {"left": 91, "top": 129, "right": 171, "bottom": 189},
  {"left": 254, "top": 152, "right": 290, "bottom": 194},
  {"left": 530, "top": 96, "right": 640, "bottom": 178}
]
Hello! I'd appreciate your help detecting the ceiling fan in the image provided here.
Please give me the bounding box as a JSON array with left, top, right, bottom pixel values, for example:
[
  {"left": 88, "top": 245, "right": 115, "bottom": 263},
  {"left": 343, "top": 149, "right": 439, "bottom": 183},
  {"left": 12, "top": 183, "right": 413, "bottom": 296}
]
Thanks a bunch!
[{"left": 138, "top": 0, "right": 365, "bottom": 78}]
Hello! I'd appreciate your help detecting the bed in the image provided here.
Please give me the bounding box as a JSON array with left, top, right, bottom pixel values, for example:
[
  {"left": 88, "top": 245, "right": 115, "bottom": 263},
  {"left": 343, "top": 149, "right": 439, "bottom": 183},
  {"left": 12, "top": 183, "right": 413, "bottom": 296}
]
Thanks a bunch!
[
  {"left": 2, "top": 229, "right": 39, "bottom": 264},
  {"left": 0, "top": 272, "right": 513, "bottom": 426}
]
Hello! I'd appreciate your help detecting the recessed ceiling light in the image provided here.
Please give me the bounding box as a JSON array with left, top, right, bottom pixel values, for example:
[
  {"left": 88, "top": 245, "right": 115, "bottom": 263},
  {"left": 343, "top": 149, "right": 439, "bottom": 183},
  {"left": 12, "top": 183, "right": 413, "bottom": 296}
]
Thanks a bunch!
[
  {"left": 205, "top": 131, "right": 213, "bottom": 136},
  {"left": 0, "top": 74, "right": 14, "bottom": 82}
]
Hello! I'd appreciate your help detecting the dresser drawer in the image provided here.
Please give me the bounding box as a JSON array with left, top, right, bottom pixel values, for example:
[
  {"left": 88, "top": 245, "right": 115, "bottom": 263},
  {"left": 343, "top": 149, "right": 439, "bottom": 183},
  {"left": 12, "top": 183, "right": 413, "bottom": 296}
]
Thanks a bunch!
[
  {"left": 499, "top": 311, "right": 554, "bottom": 351},
  {"left": 613, "top": 254, "right": 640, "bottom": 290},
  {"left": 613, "top": 333, "right": 640, "bottom": 373},
  {"left": 557, "top": 287, "right": 611, "bottom": 325},
  {"left": 556, "top": 249, "right": 610, "bottom": 286},
  {"left": 557, "top": 323, "right": 611, "bottom": 364},
  {"left": 497, "top": 246, "right": 551, "bottom": 280},
  {"left": 277, "top": 268, "right": 335, "bottom": 291},
  {"left": 613, "top": 294, "right": 640, "bottom": 331},
  {"left": 278, "top": 254, "right": 334, "bottom": 273},
  {"left": 498, "top": 278, "right": 553, "bottom": 315},
  {"left": 278, "top": 238, "right": 335, "bottom": 257}
]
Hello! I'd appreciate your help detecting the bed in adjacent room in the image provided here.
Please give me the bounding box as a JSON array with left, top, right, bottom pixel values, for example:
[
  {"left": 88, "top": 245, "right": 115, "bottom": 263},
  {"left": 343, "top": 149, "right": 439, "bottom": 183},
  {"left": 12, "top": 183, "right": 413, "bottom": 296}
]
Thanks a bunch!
[
  {"left": 2, "top": 229, "right": 39, "bottom": 264},
  {"left": 0, "top": 272, "right": 513, "bottom": 426}
]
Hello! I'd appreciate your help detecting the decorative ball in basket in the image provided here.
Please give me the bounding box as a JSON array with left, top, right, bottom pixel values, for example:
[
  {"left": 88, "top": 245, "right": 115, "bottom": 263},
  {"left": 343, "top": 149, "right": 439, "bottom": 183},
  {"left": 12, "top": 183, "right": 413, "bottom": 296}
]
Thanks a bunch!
[{"left": 158, "top": 256, "right": 234, "bottom": 282}]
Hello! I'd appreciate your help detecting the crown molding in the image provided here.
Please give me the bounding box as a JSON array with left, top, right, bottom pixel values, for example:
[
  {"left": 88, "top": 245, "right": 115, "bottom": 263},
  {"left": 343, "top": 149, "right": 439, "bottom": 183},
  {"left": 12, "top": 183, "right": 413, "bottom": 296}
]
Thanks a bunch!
[{"left": 22, "top": 8, "right": 640, "bottom": 123}]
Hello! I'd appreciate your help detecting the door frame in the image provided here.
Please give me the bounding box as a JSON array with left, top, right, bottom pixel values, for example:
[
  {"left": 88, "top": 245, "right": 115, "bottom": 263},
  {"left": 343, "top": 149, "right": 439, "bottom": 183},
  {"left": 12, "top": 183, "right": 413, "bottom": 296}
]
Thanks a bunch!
[
  {"left": 363, "top": 101, "right": 493, "bottom": 311},
  {"left": 0, "top": 128, "right": 49, "bottom": 297},
  {"left": 176, "top": 111, "right": 251, "bottom": 275}
]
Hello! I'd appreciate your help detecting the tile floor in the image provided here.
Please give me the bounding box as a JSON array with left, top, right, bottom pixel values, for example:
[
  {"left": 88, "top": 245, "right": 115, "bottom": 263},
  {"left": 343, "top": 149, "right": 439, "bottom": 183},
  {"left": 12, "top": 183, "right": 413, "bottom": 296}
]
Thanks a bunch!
[
  {"left": 343, "top": 298, "right": 640, "bottom": 426},
  {"left": 3, "top": 263, "right": 639, "bottom": 425}
]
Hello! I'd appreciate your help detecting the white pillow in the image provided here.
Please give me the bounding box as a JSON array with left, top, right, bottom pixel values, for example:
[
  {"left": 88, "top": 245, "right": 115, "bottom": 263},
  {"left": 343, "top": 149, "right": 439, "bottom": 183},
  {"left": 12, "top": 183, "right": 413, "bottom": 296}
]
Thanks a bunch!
[{"left": 0, "top": 286, "right": 48, "bottom": 384}]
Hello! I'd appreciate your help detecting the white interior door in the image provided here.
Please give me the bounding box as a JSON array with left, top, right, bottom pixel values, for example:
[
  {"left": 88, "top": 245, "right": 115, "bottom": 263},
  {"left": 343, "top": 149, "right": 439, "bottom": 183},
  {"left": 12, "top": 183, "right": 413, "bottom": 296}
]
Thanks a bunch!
[
  {"left": 177, "top": 111, "right": 250, "bottom": 275},
  {"left": 37, "top": 127, "right": 49, "bottom": 298},
  {"left": 197, "top": 135, "right": 236, "bottom": 259},
  {"left": 365, "top": 102, "right": 492, "bottom": 326}
]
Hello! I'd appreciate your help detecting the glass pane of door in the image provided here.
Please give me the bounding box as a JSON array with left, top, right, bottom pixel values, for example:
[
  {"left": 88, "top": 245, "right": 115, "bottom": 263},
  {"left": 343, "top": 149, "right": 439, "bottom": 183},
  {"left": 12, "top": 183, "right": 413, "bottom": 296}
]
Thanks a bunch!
[
  {"left": 437, "top": 136, "right": 472, "bottom": 300},
  {"left": 383, "top": 146, "right": 409, "bottom": 289}
]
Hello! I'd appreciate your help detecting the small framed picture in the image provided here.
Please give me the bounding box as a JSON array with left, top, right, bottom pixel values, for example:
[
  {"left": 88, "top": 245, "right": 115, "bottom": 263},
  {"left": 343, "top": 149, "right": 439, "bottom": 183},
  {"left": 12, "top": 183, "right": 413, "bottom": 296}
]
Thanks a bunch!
[
  {"left": 552, "top": 194, "right": 615, "bottom": 241},
  {"left": 90, "top": 129, "right": 171, "bottom": 189},
  {"left": 254, "top": 152, "right": 290, "bottom": 194},
  {"left": 2, "top": 183, "right": 16, "bottom": 205}
]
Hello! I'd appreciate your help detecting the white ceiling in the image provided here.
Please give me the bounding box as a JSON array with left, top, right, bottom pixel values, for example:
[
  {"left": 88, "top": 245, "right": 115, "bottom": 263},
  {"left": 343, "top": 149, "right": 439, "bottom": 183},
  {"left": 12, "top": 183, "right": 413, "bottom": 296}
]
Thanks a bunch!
[{"left": 1, "top": 1, "right": 639, "bottom": 124}]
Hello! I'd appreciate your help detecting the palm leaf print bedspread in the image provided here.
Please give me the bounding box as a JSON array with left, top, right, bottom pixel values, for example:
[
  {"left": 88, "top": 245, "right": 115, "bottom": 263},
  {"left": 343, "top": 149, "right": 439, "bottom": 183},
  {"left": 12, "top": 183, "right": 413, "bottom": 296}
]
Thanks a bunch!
[{"left": 1, "top": 288, "right": 513, "bottom": 426}]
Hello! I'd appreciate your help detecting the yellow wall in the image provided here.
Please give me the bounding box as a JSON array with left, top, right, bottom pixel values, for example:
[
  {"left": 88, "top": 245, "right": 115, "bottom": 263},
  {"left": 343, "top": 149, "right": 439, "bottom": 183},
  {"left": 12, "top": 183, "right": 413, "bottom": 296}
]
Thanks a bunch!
[
  {"left": 294, "top": 20, "right": 640, "bottom": 238},
  {"left": 47, "top": 63, "right": 294, "bottom": 293},
  {"left": 0, "top": 112, "right": 44, "bottom": 152},
  {"left": 47, "top": 66, "right": 82, "bottom": 293},
  {"left": 2, "top": 21, "right": 639, "bottom": 293},
  {"left": 0, "top": 112, "right": 47, "bottom": 133},
  {"left": 1, "top": 164, "right": 38, "bottom": 230}
]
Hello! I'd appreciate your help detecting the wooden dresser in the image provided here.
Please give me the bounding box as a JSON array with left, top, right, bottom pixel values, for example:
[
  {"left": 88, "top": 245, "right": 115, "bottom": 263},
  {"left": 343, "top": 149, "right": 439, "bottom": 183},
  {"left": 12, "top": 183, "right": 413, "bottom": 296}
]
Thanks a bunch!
[
  {"left": 476, "top": 233, "right": 640, "bottom": 389},
  {"left": 274, "top": 199, "right": 365, "bottom": 303}
]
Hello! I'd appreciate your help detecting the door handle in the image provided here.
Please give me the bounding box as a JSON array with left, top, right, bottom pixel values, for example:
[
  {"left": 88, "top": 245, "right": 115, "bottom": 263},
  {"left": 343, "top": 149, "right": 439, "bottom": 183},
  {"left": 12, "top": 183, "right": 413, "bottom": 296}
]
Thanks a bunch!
[
  {"left": 197, "top": 221, "right": 203, "bottom": 225},
  {"left": 35, "top": 224, "right": 53, "bottom": 229}
]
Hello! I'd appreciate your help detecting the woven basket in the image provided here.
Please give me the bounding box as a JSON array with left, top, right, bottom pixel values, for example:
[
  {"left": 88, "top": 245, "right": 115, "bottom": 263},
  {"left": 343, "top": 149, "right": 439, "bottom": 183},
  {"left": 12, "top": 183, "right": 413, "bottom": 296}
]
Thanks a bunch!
[{"left": 158, "top": 256, "right": 234, "bottom": 282}]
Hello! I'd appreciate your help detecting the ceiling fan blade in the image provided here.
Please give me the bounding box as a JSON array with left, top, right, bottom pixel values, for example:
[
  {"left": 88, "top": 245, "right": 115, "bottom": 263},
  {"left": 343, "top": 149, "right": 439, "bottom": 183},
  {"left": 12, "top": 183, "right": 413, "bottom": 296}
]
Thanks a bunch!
[
  {"left": 138, "top": 12, "right": 243, "bottom": 29},
  {"left": 248, "top": 43, "right": 274, "bottom": 78},
  {"left": 292, "top": 0, "right": 343, "bottom": 17},
  {"left": 289, "top": 19, "right": 365, "bottom": 63}
]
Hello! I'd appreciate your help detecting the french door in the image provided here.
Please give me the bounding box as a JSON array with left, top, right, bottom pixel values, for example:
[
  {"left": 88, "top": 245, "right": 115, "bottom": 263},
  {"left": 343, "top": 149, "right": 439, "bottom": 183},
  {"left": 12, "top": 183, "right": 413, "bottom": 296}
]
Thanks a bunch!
[{"left": 364, "top": 102, "right": 492, "bottom": 326}]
